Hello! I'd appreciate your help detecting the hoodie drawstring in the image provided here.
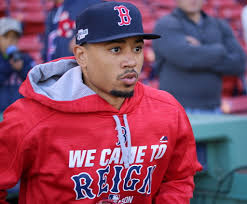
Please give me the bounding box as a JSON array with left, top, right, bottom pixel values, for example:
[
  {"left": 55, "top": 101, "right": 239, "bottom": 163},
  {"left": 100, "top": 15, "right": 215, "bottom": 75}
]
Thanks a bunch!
[{"left": 113, "top": 114, "right": 132, "bottom": 169}]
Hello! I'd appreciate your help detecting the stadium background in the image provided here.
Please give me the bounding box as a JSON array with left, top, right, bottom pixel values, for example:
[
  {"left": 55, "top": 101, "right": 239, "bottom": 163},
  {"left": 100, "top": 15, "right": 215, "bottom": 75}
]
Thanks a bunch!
[
  {"left": 0, "top": 0, "right": 247, "bottom": 100},
  {"left": 0, "top": 0, "right": 247, "bottom": 203}
]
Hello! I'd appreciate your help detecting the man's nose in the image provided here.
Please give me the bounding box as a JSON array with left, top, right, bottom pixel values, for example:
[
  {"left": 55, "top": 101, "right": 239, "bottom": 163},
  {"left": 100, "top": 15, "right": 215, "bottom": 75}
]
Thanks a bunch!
[{"left": 120, "top": 52, "right": 137, "bottom": 69}]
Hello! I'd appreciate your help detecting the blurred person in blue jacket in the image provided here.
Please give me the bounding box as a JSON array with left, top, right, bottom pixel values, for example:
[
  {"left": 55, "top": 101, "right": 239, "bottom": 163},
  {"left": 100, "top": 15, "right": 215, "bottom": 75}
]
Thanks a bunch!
[
  {"left": 42, "top": 0, "right": 64, "bottom": 62},
  {"left": 240, "top": 0, "right": 247, "bottom": 94},
  {"left": 152, "top": 0, "right": 246, "bottom": 114},
  {"left": 0, "top": 17, "right": 35, "bottom": 112},
  {"left": 42, "top": 0, "right": 102, "bottom": 62}
]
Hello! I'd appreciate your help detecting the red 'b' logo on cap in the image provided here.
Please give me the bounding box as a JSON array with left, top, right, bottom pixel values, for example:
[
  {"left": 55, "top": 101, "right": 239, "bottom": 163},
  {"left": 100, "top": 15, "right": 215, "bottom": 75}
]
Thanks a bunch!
[{"left": 114, "top": 5, "right": 132, "bottom": 26}]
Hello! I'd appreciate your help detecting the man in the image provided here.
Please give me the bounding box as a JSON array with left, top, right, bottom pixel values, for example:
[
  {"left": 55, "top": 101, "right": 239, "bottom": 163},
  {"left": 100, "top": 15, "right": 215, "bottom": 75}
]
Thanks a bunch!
[
  {"left": 0, "top": 17, "right": 35, "bottom": 112},
  {"left": 0, "top": 2, "right": 202, "bottom": 203},
  {"left": 41, "top": 0, "right": 64, "bottom": 62},
  {"left": 152, "top": 0, "right": 246, "bottom": 113},
  {"left": 42, "top": 0, "right": 101, "bottom": 62},
  {"left": 240, "top": 0, "right": 247, "bottom": 94}
]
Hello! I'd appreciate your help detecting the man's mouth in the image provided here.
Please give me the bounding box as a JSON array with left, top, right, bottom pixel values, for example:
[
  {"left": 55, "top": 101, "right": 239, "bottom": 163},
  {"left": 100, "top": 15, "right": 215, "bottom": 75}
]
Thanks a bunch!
[{"left": 120, "top": 72, "right": 138, "bottom": 85}]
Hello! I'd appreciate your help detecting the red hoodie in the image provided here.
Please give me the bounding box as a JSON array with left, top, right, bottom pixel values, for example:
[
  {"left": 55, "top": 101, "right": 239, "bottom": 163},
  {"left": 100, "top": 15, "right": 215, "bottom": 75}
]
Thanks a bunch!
[{"left": 0, "top": 57, "right": 202, "bottom": 204}]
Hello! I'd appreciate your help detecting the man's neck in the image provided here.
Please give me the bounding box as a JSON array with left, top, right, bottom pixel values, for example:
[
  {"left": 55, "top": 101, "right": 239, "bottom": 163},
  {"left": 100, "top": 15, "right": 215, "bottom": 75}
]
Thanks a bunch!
[
  {"left": 83, "top": 77, "right": 125, "bottom": 110},
  {"left": 101, "top": 93, "right": 125, "bottom": 110},
  {"left": 186, "top": 12, "right": 201, "bottom": 24}
]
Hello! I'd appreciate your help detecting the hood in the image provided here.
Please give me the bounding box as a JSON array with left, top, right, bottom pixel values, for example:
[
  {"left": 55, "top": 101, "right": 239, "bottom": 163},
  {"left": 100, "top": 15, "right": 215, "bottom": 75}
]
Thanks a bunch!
[
  {"left": 20, "top": 56, "right": 144, "bottom": 168},
  {"left": 20, "top": 57, "right": 144, "bottom": 114}
]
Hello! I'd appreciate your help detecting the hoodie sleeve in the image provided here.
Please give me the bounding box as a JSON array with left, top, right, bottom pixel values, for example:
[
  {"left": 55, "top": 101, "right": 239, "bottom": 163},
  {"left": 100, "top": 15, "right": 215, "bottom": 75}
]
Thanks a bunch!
[
  {"left": 154, "top": 105, "right": 202, "bottom": 203},
  {"left": 152, "top": 16, "right": 226, "bottom": 71},
  {"left": 212, "top": 19, "right": 246, "bottom": 76},
  {"left": 0, "top": 104, "right": 35, "bottom": 203}
]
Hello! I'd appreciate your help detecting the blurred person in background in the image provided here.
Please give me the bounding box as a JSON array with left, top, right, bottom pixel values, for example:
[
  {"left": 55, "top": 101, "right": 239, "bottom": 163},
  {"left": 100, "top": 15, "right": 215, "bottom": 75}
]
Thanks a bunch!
[
  {"left": 42, "top": 0, "right": 64, "bottom": 62},
  {"left": 152, "top": 0, "right": 246, "bottom": 114},
  {"left": 0, "top": 17, "right": 35, "bottom": 112},
  {"left": 42, "top": 0, "right": 101, "bottom": 62},
  {"left": 240, "top": 0, "right": 247, "bottom": 94},
  {"left": 241, "top": 0, "right": 247, "bottom": 45}
]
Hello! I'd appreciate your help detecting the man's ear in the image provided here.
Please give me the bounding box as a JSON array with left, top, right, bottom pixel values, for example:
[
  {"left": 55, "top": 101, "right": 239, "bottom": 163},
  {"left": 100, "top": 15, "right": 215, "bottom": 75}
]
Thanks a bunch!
[{"left": 73, "top": 44, "right": 88, "bottom": 68}]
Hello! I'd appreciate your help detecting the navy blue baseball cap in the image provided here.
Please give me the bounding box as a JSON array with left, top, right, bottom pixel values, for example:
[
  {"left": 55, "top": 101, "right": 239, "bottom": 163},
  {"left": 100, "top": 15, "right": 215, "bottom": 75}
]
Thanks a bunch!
[{"left": 75, "top": 1, "right": 160, "bottom": 45}]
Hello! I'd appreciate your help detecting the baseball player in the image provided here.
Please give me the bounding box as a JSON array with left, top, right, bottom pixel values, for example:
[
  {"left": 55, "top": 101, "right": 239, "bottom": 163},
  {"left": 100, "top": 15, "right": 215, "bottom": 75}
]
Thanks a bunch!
[{"left": 0, "top": 1, "right": 202, "bottom": 203}]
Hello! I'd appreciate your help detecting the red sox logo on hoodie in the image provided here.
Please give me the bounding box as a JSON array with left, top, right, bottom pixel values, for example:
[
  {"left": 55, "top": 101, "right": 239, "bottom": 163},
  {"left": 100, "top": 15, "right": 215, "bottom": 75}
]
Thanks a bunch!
[
  {"left": 116, "top": 127, "right": 127, "bottom": 146},
  {"left": 114, "top": 5, "right": 132, "bottom": 26}
]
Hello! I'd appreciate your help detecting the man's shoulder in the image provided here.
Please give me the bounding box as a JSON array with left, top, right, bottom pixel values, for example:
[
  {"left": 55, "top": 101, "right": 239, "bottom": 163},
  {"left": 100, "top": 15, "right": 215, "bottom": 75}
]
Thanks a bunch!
[
  {"left": 155, "top": 11, "right": 181, "bottom": 28},
  {"left": 211, "top": 16, "right": 232, "bottom": 31},
  {"left": 2, "top": 97, "right": 56, "bottom": 129},
  {"left": 142, "top": 84, "right": 181, "bottom": 109},
  {"left": 204, "top": 14, "right": 222, "bottom": 24}
]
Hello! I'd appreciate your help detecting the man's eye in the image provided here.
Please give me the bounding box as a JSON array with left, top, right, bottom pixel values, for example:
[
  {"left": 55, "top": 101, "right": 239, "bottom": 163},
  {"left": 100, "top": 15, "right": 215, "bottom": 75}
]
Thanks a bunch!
[
  {"left": 134, "top": 46, "right": 143, "bottom": 52},
  {"left": 110, "top": 47, "right": 121, "bottom": 53}
]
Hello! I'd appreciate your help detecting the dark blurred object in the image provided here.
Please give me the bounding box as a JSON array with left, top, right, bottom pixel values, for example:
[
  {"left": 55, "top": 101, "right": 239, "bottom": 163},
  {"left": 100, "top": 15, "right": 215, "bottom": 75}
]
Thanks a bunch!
[
  {"left": 6, "top": 198, "right": 18, "bottom": 204},
  {"left": 237, "top": 0, "right": 247, "bottom": 6},
  {"left": 9, "top": 51, "right": 22, "bottom": 62},
  {"left": 6, "top": 45, "right": 23, "bottom": 62}
]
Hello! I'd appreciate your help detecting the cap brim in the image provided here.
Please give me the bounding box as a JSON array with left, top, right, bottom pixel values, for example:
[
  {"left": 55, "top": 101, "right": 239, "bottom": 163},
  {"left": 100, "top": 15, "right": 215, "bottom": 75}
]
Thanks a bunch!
[
  {"left": 1, "top": 28, "right": 22, "bottom": 36},
  {"left": 85, "top": 32, "right": 161, "bottom": 44}
]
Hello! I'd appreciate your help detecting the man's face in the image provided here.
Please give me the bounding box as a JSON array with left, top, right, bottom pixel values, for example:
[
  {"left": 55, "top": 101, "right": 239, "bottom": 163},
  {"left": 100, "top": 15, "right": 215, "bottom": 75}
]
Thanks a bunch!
[
  {"left": 176, "top": 0, "right": 204, "bottom": 14},
  {"left": 0, "top": 31, "right": 19, "bottom": 54},
  {"left": 77, "top": 36, "right": 144, "bottom": 99}
]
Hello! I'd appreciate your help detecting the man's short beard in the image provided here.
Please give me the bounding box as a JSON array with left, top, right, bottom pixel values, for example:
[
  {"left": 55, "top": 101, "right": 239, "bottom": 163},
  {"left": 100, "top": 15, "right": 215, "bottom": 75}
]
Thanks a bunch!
[{"left": 110, "top": 90, "right": 134, "bottom": 98}]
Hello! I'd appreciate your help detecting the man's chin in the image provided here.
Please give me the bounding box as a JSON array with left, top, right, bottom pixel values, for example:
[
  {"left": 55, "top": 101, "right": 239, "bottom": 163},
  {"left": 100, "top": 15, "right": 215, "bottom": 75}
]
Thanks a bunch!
[{"left": 110, "top": 90, "right": 134, "bottom": 98}]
